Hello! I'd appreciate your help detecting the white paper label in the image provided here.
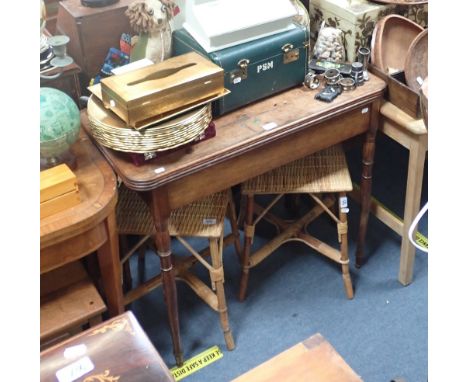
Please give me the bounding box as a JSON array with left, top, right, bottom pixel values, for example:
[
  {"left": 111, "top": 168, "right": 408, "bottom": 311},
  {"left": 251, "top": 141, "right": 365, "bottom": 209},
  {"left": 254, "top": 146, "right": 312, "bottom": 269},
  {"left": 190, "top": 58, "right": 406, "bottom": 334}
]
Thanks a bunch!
[
  {"left": 262, "top": 122, "right": 278, "bottom": 131},
  {"left": 341, "top": 207, "right": 350, "bottom": 214},
  {"left": 417, "top": 76, "right": 424, "bottom": 86},
  {"left": 361, "top": 107, "right": 369, "bottom": 114},
  {"left": 63, "top": 344, "right": 87, "bottom": 360},
  {"left": 56, "top": 356, "right": 94, "bottom": 382},
  {"left": 154, "top": 167, "right": 165, "bottom": 174},
  {"left": 203, "top": 218, "right": 217, "bottom": 225},
  {"left": 233, "top": 77, "right": 241, "bottom": 84},
  {"left": 339, "top": 196, "right": 348, "bottom": 209}
]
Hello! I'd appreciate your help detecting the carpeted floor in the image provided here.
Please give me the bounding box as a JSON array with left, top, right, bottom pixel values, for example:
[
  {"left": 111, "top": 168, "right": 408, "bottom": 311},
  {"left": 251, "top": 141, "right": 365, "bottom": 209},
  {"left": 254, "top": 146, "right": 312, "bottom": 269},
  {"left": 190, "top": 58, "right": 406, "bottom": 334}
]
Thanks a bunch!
[{"left": 125, "top": 132, "right": 428, "bottom": 382}]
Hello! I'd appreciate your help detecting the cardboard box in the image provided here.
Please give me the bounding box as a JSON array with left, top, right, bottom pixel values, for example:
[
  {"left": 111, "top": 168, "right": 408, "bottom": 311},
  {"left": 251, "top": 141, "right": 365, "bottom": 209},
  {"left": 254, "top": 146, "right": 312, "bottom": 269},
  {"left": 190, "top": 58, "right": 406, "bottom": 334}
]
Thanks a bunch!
[{"left": 309, "top": 0, "right": 428, "bottom": 62}]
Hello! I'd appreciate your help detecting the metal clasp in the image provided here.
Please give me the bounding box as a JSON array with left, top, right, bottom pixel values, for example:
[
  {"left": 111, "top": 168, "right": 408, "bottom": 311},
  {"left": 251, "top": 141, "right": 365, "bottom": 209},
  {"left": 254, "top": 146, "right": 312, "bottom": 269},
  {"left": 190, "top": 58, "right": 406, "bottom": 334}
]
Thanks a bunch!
[
  {"left": 282, "top": 43, "right": 300, "bottom": 64},
  {"left": 230, "top": 58, "right": 250, "bottom": 84}
]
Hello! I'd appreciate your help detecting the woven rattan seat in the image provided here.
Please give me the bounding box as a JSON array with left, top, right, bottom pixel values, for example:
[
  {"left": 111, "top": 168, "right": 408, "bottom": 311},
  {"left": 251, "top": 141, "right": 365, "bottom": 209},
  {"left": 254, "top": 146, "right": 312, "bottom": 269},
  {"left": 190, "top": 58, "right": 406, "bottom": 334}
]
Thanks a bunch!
[
  {"left": 117, "top": 186, "right": 227, "bottom": 238},
  {"left": 116, "top": 185, "right": 241, "bottom": 351},
  {"left": 242, "top": 145, "right": 352, "bottom": 195},
  {"left": 238, "top": 144, "right": 354, "bottom": 301}
]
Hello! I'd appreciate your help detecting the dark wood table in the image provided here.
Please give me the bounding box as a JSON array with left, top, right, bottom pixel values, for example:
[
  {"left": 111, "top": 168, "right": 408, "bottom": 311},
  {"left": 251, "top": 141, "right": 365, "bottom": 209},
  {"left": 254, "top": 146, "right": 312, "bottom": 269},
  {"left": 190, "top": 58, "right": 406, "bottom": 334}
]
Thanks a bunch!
[
  {"left": 82, "top": 74, "right": 385, "bottom": 365},
  {"left": 40, "top": 131, "right": 124, "bottom": 317},
  {"left": 40, "top": 311, "right": 175, "bottom": 382}
]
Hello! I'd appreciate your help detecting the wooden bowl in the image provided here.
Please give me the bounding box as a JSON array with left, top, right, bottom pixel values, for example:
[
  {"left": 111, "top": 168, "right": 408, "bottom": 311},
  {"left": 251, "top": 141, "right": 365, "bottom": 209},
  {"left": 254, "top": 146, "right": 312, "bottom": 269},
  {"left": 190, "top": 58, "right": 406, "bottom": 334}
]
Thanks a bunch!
[
  {"left": 368, "top": 0, "right": 427, "bottom": 4},
  {"left": 404, "top": 29, "right": 428, "bottom": 91},
  {"left": 420, "top": 76, "right": 428, "bottom": 128},
  {"left": 371, "top": 14, "right": 424, "bottom": 73}
]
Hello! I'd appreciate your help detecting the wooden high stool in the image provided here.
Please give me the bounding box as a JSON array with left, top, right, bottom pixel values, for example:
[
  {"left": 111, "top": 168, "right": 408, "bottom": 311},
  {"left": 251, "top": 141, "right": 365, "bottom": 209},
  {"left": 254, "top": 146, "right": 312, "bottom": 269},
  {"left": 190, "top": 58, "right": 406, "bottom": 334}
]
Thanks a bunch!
[
  {"left": 116, "top": 186, "right": 241, "bottom": 350},
  {"left": 40, "top": 261, "right": 106, "bottom": 349},
  {"left": 239, "top": 145, "right": 354, "bottom": 301}
]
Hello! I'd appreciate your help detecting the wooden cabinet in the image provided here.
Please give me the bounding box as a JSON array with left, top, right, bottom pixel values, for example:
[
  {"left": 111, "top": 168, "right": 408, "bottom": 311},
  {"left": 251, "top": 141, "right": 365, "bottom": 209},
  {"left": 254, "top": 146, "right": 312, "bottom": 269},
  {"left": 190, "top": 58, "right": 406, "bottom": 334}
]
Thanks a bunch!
[{"left": 56, "top": 0, "right": 134, "bottom": 80}]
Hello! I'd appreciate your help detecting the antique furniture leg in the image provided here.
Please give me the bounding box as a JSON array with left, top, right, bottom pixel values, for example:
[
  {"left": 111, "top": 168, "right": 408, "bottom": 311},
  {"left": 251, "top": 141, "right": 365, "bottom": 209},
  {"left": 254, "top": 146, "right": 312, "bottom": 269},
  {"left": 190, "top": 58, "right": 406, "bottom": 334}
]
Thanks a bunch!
[
  {"left": 399, "top": 136, "right": 427, "bottom": 285},
  {"left": 148, "top": 188, "right": 184, "bottom": 366},
  {"left": 209, "top": 237, "right": 235, "bottom": 350},
  {"left": 338, "top": 192, "right": 353, "bottom": 299},
  {"left": 355, "top": 100, "right": 381, "bottom": 267},
  {"left": 239, "top": 194, "right": 255, "bottom": 302},
  {"left": 96, "top": 211, "right": 125, "bottom": 316}
]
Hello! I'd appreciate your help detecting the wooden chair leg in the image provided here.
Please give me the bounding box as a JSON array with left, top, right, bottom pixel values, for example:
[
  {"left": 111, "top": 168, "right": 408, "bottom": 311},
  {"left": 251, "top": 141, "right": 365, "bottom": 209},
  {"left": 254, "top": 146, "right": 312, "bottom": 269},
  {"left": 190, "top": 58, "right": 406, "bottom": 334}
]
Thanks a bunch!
[
  {"left": 209, "top": 238, "right": 235, "bottom": 350},
  {"left": 338, "top": 192, "right": 354, "bottom": 299},
  {"left": 227, "top": 191, "right": 242, "bottom": 263},
  {"left": 239, "top": 194, "right": 255, "bottom": 302}
]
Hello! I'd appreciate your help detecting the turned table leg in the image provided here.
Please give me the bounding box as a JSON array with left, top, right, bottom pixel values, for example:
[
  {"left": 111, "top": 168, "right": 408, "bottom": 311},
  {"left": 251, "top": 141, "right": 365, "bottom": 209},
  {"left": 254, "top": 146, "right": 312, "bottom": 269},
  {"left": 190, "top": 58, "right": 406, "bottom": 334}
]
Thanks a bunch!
[
  {"left": 148, "top": 189, "right": 184, "bottom": 366},
  {"left": 97, "top": 211, "right": 125, "bottom": 317},
  {"left": 356, "top": 100, "right": 381, "bottom": 267}
]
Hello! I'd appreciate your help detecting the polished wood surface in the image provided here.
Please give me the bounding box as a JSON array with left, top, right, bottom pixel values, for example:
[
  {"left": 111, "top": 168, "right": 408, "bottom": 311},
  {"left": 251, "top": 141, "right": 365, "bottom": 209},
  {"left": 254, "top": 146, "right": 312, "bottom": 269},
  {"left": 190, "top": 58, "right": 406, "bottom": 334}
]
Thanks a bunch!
[
  {"left": 232, "top": 333, "right": 362, "bottom": 382},
  {"left": 40, "top": 131, "right": 124, "bottom": 316},
  {"left": 40, "top": 311, "right": 175, "bottom": 382},
  {"left": 82, "top": 75, "right": 385, "bottom": 365}
]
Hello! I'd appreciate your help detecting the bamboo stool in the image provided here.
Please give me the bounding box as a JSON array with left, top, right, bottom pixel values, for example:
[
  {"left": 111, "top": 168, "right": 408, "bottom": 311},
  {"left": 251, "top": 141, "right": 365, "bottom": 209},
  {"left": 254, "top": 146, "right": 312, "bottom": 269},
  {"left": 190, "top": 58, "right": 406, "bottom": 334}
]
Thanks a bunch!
[
  {"left": 116, "top": 186, "right": 241, "bottom": 350},
  {"left": 40, "top": 261, "right": 106, "bottom": 350},
  {"left": 239, "top": 145, "right": 354, "bottom": 301}
]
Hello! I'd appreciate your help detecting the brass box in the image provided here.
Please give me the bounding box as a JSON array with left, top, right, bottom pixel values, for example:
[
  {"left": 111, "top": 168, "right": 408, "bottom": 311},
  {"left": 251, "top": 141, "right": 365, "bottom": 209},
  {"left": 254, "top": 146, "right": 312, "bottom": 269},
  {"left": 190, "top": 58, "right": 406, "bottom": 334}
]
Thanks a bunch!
[{"left": 100, "top": 52, "right": 225, "bottom": 129}]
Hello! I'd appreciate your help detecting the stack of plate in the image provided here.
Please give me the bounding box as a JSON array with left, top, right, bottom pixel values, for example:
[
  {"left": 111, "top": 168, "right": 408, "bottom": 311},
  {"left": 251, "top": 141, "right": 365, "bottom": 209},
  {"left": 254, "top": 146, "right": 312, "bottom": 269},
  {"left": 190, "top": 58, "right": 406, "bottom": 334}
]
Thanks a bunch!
[{"left": 87, "top": 95, "right": 212, "bottom": 154}]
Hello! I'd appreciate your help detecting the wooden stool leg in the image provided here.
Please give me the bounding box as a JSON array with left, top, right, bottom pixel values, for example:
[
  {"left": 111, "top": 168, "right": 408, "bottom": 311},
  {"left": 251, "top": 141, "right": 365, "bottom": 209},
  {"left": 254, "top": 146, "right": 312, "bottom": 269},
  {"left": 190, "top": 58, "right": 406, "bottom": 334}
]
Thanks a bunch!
[
  {"left": 119, "top": 235, "right": 133, "bottom": 293},
  {"left": 209, "top": 238, "right": 235, "bottom": 350},
  {"left": 399, "top": 138, "right": 427, "bottom": 286},
  {"left": 239, "top": 194, "right": 254, "bottom": 302},
  {"left": 227, "top": 191, "right": 242, "bottom": 263},
  {"left": 338, "top": 192, "right": 354, "bottom": 299}
]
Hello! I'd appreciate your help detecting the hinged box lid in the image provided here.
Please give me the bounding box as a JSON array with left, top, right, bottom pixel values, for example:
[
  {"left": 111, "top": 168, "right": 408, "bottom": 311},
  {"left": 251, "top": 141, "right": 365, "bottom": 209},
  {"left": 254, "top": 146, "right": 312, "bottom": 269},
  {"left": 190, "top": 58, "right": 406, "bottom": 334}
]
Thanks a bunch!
[{"left": 183, "top": 0, "right": 298, "bottom": 52}]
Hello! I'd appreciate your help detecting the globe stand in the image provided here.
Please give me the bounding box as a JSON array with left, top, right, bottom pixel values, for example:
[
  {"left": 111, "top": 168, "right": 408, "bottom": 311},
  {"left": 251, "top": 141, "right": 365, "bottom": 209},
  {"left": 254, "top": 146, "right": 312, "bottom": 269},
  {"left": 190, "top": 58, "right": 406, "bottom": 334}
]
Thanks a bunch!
[{"left": 40, "top": 149, "right": 77, "bottom": 171}]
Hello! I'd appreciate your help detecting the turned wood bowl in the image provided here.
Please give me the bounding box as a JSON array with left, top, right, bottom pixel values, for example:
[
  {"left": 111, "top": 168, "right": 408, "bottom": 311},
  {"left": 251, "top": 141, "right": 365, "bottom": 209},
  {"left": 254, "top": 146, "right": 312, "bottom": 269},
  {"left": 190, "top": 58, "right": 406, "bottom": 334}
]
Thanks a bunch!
[
  {"left": 404, "top": 29, "right": 428, "bottom": 91},
  {"left": 371, "top": 14, "right": 424, "bottom": 74},
  {"left": 420, "top": 76, "right": 428, "bottom": 128},
  {"left": 369, "top": 0, "right": 427, "bottom": 4}
]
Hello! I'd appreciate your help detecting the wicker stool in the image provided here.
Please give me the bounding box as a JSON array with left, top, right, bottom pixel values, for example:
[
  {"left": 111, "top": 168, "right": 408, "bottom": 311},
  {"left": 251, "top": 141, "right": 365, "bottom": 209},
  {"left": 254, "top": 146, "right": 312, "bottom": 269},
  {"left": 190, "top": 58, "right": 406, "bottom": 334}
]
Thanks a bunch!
[
  {"left": 116, "top": 186, "right": 241, "bottom": 350},
  {"left": 239, "top": 145, "right": 354, "bottom": 301}
]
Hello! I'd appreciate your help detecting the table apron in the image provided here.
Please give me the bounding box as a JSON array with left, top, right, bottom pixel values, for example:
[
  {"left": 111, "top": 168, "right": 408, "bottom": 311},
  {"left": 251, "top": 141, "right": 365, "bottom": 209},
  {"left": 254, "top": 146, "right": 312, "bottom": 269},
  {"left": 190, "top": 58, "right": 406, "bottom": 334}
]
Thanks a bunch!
[
  {"left": 166, "top": 106, "right": 370, "bottom": 210},
  {"left": 41, "top": 223, "right": 108, "bottom": 274}
]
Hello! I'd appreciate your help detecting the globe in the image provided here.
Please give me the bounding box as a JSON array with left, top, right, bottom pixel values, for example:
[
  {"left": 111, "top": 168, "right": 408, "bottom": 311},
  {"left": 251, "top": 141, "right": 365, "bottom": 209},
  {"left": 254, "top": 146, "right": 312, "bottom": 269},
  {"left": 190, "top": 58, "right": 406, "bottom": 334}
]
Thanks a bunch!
[{"left": 40, "top": 87, "right": 80, "bottom": 169}]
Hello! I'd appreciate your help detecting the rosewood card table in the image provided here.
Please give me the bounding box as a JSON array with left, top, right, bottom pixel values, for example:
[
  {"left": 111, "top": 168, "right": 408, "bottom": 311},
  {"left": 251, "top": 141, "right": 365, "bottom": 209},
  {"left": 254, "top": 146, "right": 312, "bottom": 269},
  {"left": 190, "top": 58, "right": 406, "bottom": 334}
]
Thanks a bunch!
[
  {"left": 40, "top": 131, "right": 124, "bottom": 318},
  {"left": 82, "top": 74, "right": 385, "bottom": 366}
]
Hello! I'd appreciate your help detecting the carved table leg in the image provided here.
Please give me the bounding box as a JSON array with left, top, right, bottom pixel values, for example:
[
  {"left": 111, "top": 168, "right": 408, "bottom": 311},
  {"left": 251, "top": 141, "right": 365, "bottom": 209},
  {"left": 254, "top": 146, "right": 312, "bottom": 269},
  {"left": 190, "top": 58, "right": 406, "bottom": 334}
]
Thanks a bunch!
[
  {"left": 355, "top": 100, "right": 381, "bottom": 267},
  {"left": 148, "top": 189, "right": 184, "bottom": 366},
  {"left": 97, "top": 211, "right": 125, "bottom": 317}
]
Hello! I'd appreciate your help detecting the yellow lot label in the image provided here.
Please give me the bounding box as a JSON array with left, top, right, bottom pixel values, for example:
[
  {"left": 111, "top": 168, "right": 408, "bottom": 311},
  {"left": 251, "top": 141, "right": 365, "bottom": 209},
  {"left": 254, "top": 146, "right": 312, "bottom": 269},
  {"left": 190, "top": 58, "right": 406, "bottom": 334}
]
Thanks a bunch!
[{"left": 170, "top": 346, "right": 223, "bottom": 381}]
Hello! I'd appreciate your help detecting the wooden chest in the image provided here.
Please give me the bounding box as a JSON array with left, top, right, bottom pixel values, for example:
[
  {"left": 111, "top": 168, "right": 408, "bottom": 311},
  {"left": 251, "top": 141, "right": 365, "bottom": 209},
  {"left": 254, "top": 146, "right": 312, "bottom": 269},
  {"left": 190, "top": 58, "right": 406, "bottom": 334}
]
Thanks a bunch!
[
  {"left": 100, "top": 52, "right": 225, "bottom": 128},
  {"left": 40, "top": 311, "right": 175, "bottom": 382},
  {"left": 56, "top": 0, "right": 133, "bottom": 79}
]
